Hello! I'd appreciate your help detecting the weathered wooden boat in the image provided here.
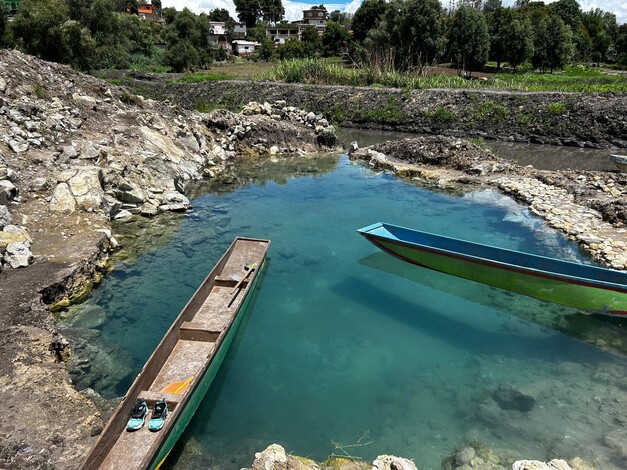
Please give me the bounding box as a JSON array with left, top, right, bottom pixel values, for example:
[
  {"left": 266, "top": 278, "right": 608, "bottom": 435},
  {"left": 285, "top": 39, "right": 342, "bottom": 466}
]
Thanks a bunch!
[
  {"left": 81, "top": 237, "right": 270, "bottom": 470},
  {"left": 609, "top": 154, "right": 627, "bottom": 173},
  {"left": 358, "top": 222, "right": 627, "bottom": 316}
]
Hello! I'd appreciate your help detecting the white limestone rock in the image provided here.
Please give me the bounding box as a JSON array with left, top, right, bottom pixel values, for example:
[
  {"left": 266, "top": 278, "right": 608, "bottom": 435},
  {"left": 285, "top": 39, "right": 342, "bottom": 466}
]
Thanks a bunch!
[
  {"left": 512, "top": 460, "right": 572, "bottom": 470},
  {"left": 50, "top": 182, "right": 76, "bottom": 214},
  {"left": 0, "top": 205, "right": 11, "bottom": 229},
  {"left": 373, "top": 455, "right": 418, "bottom": 470},
  {"left": 4, "top": 242, "right": 33, "bottom": 268}
]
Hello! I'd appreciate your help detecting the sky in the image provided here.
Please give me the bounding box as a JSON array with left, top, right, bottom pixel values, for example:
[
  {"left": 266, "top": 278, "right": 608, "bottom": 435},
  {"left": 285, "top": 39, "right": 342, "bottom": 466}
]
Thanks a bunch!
[{"left": 161, "top": 0, "right": 627, "bottom": 26}]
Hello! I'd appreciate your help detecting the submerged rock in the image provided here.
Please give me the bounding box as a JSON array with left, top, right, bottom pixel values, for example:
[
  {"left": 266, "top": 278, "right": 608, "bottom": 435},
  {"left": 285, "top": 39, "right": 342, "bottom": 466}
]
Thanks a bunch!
[{"left": 493, "top": 384, "right": 536, "bottom": 412}]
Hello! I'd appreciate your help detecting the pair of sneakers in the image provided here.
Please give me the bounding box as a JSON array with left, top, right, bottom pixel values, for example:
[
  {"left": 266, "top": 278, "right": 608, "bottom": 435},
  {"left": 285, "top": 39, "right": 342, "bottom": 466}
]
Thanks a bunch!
[{"left": 126, "top": 399, "right": 168, "bottom": 432}]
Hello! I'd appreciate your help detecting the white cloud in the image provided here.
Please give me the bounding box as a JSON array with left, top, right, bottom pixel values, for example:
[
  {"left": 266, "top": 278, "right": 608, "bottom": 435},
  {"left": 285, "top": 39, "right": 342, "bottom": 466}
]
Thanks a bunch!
[{"left": 162, "top": 0, "right": 627, "bottom": 24}]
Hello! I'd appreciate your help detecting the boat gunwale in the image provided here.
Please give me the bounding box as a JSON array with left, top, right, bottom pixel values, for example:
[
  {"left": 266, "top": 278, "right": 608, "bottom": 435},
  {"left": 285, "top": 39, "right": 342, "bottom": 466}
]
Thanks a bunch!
[
  {"left": 81, "top": 236, "right": 270, "bottom": 470},
  {"left": 358, "top": 222, "right": 627, "bottom": 292}
]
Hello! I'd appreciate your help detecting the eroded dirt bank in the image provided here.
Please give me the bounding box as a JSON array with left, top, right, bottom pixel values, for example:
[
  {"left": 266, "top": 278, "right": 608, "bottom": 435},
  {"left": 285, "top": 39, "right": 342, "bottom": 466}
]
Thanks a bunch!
[{"left": 120, "top": 77, "right": 627, "bottom": 149}]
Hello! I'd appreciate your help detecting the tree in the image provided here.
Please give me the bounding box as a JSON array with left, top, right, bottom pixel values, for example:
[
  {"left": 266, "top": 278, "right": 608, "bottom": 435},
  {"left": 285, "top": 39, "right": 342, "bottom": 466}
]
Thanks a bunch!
[
  {"left": 582, "top": 9, "right": 618, "bottom": 63},
  {"left": 59, "top": 20, "right": 96, "bottom": 70},
  {"left": 300, "top": 25, "right": 321, "bottom": 57},
  {"left": 209, "top": 8, "right": 233, "bottom": 23},
  {"left": 533, "top": 15, "right": 574, "bottom": 72},
  {"left": 277, "top": 37, "right": 306, "bottom": 59},
  {"left": 448, "top": 6, "right": 490, "bottom": 74},
  {"left": 617, "top": 24, "right": 627, "bottom": 66},
  {"left": 486, "top": 6, "right": 512, "bottom": 69},
  {"left": 504, "top": 14, "right": 534, "bottom": 69},
  {"left": 0, "top": 3, "right": 7, "bottom": 46},
  {"left": 549, "top": 0, "right": 581, "bottom": 30},
  {"left": 11, "top": 0, "right": 70, "bottom": 62},
  {"left": 260, "top": 0, "right": 284, "bottom": 24},
  {"left": 234, "top": 0, "right": 261, "bottom": 28},
  {"left": 322, "top": 21, "right": 350, "bottom": 57},
  {"left": 383, "top": 0, "right": 445, "bottom": 72},
  {"left": 352, "top": 0, "right": 387, "bottom": 43},
  {"left": 164, "top": 40, "right": 200, "bottom": 72},
  {"left": 255, "top": 36, "right": 275, "bottom": 61}
]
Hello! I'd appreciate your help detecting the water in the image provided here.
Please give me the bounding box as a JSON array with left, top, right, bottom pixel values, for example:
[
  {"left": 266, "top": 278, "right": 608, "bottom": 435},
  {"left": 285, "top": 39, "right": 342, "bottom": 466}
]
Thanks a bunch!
[
  {"left": 63, "top": 154, "right": 627, "bottom": 469},
  {"left": 340, "top": 128, "right": 618, "bottom": 172}
]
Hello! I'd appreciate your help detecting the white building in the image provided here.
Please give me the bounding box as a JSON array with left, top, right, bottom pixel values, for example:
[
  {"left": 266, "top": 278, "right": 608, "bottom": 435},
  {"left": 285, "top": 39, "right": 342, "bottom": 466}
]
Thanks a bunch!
[{"left": 232, "top": 40, "right": 259, "bottom": 56}]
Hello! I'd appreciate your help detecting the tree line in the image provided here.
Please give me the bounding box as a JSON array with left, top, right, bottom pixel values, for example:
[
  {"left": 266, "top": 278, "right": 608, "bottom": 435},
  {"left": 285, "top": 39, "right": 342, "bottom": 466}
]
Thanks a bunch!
[
  {"left": 351, "top": 0, "right": 627, "bottom": 73},
  {"left": 0, "top": 0, "right": 626, "bottom": 73}
]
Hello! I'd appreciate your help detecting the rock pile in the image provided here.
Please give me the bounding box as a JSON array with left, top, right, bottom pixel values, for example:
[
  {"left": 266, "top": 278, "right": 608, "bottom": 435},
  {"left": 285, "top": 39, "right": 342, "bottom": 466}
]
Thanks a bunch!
[
  {"left": 243, "top": 444, "right": 418, "bottom": 470},
  {"left": 242, "top": 100, "right": 337, "bottom": 147},
  {"left": 0, "top": 49, "right": 339, "bottom": 272},
  {"left": 497, "top": 176, "right": 627, "bottom": 269}
]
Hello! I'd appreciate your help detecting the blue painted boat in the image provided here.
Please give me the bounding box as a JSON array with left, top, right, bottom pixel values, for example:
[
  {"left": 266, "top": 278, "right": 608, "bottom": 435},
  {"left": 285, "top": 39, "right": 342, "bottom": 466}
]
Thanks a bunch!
[
  {"left": 358, "top": 222, "right": 627, "bottom": 317},
  {"left": 81, "top": 237, "right": 270, "bottom": 469}
]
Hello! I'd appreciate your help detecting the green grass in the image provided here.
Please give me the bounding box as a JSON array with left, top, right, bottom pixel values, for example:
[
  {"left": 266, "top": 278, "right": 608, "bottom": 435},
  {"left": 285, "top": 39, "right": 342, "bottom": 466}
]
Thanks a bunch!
[
  {"left": 178, "top": 72, "right": 233, "bottom": 83},
  {"left": 265, "top": 59, "right": 627, "bottom": 93},
  {"left": 424, "top": 107, "right": 457, "bottom": 123},
  {"left": 547, "top": 102, "right": 567, "bottom": 115},
  {"left": 473, "top": 101, "right": 509, "bottom": 123}
]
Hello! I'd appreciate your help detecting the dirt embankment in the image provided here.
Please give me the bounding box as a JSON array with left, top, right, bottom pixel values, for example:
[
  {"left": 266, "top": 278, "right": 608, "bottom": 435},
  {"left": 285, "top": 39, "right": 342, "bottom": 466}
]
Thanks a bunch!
[{"left": 119, "top": 76, "right": 627, "bottom": 149}]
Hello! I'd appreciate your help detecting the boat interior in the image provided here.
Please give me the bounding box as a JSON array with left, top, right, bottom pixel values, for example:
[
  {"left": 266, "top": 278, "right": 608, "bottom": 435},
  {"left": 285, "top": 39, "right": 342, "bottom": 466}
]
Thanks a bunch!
[{"left": 85, "top": 237, "right": 269, "bottom": 470}]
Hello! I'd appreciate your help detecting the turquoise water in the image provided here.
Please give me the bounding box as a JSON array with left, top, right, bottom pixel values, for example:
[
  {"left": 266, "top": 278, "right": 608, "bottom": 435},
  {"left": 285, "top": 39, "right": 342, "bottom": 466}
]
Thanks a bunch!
[{"left": 65, "top": 154, "right": 627, "bottom": 469}]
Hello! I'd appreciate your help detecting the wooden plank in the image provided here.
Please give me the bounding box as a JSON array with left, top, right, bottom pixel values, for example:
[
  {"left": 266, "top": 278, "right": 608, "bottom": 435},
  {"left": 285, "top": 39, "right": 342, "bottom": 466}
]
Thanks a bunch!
[
  {"left": 180, "top": 321, "right": 220, "bottom": 342},
  {"left": 149, "top": 340, "right": 215, "bottom": 393}
]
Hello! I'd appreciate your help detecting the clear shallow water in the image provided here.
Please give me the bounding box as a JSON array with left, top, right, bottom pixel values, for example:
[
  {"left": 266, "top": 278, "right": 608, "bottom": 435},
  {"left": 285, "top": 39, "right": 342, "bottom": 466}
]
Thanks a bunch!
[{"left": 65, "top": 154, "right": 627, "bottom": 469}]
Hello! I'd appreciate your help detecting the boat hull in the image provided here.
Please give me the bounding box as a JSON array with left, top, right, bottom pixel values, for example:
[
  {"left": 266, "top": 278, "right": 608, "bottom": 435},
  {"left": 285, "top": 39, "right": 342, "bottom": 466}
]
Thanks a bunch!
[
  {"left": 609, "top": 154, "right": 627, "bottom": 173},
  {"left": 150, "top": 261, "right": 263, "bottom": 468},
  {"left": 81, "top": 237, "right": 270, "bottom": 470},
  {"left": 359, "top": 223, "right": 627, "bottom": 316}
]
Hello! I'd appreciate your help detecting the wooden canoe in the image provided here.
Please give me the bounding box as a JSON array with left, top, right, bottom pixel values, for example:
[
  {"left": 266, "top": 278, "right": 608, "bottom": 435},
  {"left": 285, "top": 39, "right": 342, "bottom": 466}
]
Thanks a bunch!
[
  {"left": 358, "top": 222, "right": 627, "bottom": 316},
  {"left": 81, "top": 237, "right": 270, "bottom": 469}
]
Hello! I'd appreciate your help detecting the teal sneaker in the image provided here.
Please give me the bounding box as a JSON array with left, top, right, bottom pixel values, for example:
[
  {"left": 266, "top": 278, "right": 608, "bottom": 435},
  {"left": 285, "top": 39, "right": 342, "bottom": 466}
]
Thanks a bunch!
[
  {"left": 149, "top": 399, "right": 168, "bottom": 432},
  {"left": 126, "top": 399, "right": 147, "bottom": 432}
]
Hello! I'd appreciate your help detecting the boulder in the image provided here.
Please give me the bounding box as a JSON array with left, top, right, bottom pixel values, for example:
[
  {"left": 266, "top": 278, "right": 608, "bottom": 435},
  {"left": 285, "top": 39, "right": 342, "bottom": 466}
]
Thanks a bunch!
[
  {"left": 493, "top": 384, "right": 535, "bottom": 412},
  {"left": 373, "top": 455, "right": 417, "bottom": 470},
  {"left": 4, "top": 242, "right": 33, "bottom": 268},
  {"left": 68, "top": 168, "right": 104, "bottom": 211},
  {"left": 0, "top": 205, "right": 11, "bottom": 229},
  {"left": 61, "top": 145, "right": 78, "bottom": 159},
  {"left": 80, "top": 142, "right": 101, "bottom": 160},
  {"left": 246, "top": 444, "right": 318, "bottom": 470},
  {"left": 50, "top": 182, "right": 76, "bottom": 214},
  {"left": 0, "top": 180, "right": 18, "bottom": 204},
  {"left": 512, "top": 460, "right": 572, "bottom": 470}
]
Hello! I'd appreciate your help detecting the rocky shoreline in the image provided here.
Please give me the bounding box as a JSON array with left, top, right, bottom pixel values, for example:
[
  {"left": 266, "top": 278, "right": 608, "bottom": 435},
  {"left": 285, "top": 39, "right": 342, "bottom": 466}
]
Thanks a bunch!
[
  {"left": 0, "top": 50, "right": 339, "bottom": 468},
  {"left": 1, "top": 50, "right": 626, "bottom": 469}
]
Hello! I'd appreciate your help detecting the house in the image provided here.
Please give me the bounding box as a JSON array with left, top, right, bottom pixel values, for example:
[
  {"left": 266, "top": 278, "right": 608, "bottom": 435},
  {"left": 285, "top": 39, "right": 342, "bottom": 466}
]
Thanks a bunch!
[
  {"left": 232, "top": 40, "right": 259, "bottom": 56},
  {"left": 137, "top": 1, "right": 153, "bottom": 18},
  {"left": 208, "top": 21, "right": 229, "bottom": 49},
  {"left": 233, "top": 23, "right": 247, "bottom": 37},
  {"left": 265, "top": 26, "right": 300, "bottom": 45},
  {"left": 265, "top": 6, "right": 330, "bottom": 44},
  {"left": 2, "top": 0, "right": 20, "bottom": 15},
  {"left": 302, "top": 6, "right": 328, "bottom": 27}
]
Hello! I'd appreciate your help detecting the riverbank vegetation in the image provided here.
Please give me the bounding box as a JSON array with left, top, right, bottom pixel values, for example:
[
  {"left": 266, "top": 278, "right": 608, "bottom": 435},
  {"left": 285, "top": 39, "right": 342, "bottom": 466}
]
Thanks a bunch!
[
  {"left": 0, "top": 0, "right": 625, "bottom": 91},
  {"left": 264, "top": 59, "right": 627, "bottom": 92}
]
